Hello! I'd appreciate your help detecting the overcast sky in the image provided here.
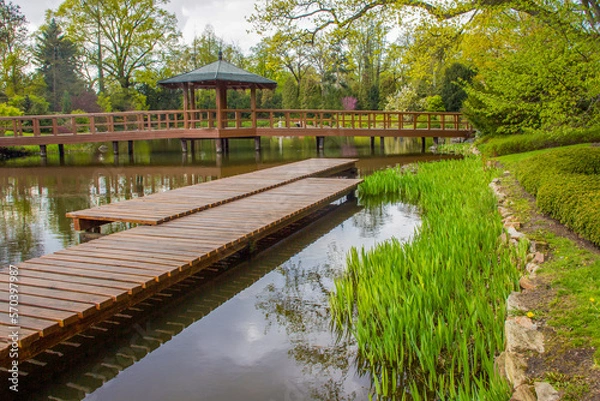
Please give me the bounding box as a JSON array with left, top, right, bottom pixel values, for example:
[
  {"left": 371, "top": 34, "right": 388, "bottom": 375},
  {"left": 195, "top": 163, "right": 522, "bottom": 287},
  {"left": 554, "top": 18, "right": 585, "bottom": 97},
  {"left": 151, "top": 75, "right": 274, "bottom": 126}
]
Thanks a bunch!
[{"left": 14, "top": 0, "right": 261, "bottom": 53}]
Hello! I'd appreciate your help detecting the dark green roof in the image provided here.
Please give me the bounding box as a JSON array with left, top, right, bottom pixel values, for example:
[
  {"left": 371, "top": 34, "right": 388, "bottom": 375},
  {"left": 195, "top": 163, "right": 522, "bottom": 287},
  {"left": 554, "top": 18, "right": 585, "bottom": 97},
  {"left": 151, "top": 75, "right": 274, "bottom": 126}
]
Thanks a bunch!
[{"left": 158, "top": 58, "right": 277, "bottom": 90}]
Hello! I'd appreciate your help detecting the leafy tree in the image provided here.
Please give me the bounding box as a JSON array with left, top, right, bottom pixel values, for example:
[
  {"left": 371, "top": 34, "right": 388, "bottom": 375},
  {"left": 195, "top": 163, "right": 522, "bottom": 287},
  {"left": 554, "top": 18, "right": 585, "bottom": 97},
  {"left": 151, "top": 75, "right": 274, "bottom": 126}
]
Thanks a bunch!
[
  {"left": 8, "top": 94, "right": 50, "bottom": 115},
  {"left": 55, "top": 0, "right": 180, "bottom": 92},
  {"left": 33, "top": 19, "right": 84, "bottom": 112},
  {"left": 0, "top": 0, "right": 28, "bottom": 96},
  {"left": 440, "top": 63, "right": 475, "bottom": 112}
]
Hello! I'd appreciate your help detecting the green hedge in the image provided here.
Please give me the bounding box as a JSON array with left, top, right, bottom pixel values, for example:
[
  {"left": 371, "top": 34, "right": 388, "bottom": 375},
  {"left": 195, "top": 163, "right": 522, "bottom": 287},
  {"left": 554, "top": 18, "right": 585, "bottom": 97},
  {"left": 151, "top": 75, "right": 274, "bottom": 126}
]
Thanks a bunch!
[
  {"left": 512, "top": 146, "right": 600, "bottom": 246},
  {"left": 478, "top": 127, "right": 600, "bottom": 157}
]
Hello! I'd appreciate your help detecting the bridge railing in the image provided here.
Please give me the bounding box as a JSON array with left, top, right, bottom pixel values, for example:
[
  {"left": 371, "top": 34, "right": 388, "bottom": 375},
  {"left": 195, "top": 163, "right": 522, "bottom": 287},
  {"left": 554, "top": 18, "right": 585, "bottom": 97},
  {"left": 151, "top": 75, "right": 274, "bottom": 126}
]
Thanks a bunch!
[
  {"left": 221, "top": 109, "right": 472, "bottom": 131},
  {"left": 0, "top": 109, "right": 472, "bottom": 138}
]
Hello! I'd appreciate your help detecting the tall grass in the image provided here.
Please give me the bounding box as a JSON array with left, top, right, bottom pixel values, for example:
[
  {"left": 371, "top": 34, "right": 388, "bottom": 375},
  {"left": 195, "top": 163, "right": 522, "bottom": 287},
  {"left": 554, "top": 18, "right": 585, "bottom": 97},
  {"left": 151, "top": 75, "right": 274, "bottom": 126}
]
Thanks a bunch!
[{"left": 330, "top": 157, "right": 521, "bottom": 399}]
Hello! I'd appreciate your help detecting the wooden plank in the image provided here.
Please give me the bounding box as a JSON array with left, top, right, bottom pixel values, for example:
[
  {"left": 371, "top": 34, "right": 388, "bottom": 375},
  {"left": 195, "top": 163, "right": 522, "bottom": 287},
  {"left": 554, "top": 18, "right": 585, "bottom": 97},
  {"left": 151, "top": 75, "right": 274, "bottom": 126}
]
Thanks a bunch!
[
  {"left": 0, "top": 290, "right": 98, "bottom": 319},
  {"left": 0, "top": 300, "right": 79, "bottom": 327},
  {"left": 0, "top": 284, "right": 113, "bottom": 310},
  {"left": 0, "top": 274, "right": 128, "bottom": 302}
]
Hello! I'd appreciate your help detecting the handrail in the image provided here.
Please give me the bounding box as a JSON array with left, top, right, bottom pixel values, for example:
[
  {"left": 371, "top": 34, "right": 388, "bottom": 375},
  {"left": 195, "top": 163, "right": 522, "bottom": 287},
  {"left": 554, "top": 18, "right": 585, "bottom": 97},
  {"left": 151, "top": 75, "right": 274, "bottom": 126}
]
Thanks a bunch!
[{"left": 0, "top": 109, "right": 472, "bottom": 138}]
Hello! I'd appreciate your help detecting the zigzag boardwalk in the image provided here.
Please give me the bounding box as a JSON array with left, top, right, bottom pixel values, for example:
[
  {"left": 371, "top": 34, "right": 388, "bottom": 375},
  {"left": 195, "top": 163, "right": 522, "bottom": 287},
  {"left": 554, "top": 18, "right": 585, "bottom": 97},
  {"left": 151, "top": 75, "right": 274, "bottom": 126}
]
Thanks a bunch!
[
  {"left": 0, "top": 161, "right": 361, "bottom": 368},
  {"left": 67, "top": 158, "right": 357, "bottom": 231}
]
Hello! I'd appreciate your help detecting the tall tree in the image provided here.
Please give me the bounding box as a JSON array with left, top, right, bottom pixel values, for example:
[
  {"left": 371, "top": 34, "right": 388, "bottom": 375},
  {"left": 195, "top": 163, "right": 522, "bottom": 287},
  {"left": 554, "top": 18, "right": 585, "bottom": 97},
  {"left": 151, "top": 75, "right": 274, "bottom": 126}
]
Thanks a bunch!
[
  {"left": 0, "top": 0, "right": 28, "bottom": 97},
  {"left": 33, "top": 19, "right": 84, "bottom": 112},
  {"left": 55, "top": 0, "right": 180, "bottom": 91}
]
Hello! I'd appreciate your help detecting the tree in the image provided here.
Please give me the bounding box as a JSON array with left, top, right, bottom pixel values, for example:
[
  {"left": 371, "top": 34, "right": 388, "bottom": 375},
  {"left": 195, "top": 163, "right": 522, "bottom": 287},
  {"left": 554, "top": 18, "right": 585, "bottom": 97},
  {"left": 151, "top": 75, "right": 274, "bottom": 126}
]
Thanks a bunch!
[
  {"left": 440, "top": 63, "right": 475, "bottom": 112},
  {"left": 55, "top": 0, "right": 180, "bottom": 92},
  {"left": 33, "top": 19, "right": 84, "bottom": 112},
  {"left": 0, "top": 0, "right": 28, "bottom": 96}
]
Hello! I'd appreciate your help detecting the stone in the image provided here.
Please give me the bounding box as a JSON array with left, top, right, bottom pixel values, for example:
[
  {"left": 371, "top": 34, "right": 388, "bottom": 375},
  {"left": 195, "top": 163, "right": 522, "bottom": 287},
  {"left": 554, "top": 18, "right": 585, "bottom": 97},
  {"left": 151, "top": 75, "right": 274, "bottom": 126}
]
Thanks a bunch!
[
  {"left": 497, "top": 351, "right": 528, "bottom": 388},
  {"left": 499, "top": 232, "right": 509, "bottom": 244},
  {"left": 515, "top": 316, "right": 537, "bottom": 330},
  {"left": 505, "top": 221, "right": 522, "bottom": 229},
  {"left": 526, "top": 263, "right": 540, "bottom": 274},
  {"left": 511, "top": 384, "right": 536, "bottom": 401},
  {"left": 507, "top": 292, "right": 528, "bottom": 312},
  {"left": 532, "top": 252, "right": 545, "bottom": 264},
  {"left": 519, "top": 276, "right": 536, "bottom": 290},
  {"left": 498, "top": 206, "right": 512, "bottom": 218},
  {"left": 534, "top": 382, "right": 560, "bottom": 401},
  {"left": 529, "top": 242, "right": 537, "bottom": 253},
  {"left": 505, "top": 319, "right": 545, "bottom": 353},
  {"left": 508, "top": 226, "right": 526, "bottom": 240}
]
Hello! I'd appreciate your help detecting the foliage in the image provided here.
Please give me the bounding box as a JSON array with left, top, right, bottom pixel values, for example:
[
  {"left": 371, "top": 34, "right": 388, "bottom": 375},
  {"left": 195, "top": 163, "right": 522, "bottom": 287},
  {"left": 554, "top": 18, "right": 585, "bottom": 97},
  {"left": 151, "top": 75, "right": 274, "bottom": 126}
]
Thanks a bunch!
[
  {"left": 478, "top": 127, "right": 600, "bottom": 157},
  {"left": 0, "top": 0, "right": 28, "bottom": 97},
  {"left": 54, "top": 0, "right": 180, "bottom": 91},
  {"left": 32, "top": 19, "right": 85, "bottom": 112},
  {"left": 97, "top": 87, "right": 146, "bottom": 112},
  {"left": 503, "top": 145, "right": 600, "bottom": 246},
  {"left": 440, "top": 63, "right": 475, "bottom": 112},
  {"left": 0, "top": 101, "right": 21, "bottom": 116},
  {"left": 331, "top": 157, "right": 520, "bottom": 398},
  {"left": 8, "top": 94, "right": 50, "bottom": 115},
  {"left": 422, "top": 95, "right": 445, "bottom": 112},
  {"left": 462, "top": 11, "right": 600, "bottom": 136}
]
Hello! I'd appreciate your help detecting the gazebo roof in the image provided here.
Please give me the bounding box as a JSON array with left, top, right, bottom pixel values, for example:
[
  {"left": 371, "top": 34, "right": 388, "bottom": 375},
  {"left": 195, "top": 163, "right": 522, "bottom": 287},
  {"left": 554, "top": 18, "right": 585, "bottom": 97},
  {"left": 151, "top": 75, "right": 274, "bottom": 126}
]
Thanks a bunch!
[{"left": 158, "top": 53, "right": 277, "bottom": 90}]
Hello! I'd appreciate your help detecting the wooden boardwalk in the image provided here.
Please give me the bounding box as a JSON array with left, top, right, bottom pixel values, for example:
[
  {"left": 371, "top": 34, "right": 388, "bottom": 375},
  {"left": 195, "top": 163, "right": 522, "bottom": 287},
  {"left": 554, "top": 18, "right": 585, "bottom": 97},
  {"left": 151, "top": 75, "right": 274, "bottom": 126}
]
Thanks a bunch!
[
  {"left": 0, "top": 173, "right": 361, "bottom": 367},
  {"left": 66, "top": 158, "right": 357, "bottom": 231}
]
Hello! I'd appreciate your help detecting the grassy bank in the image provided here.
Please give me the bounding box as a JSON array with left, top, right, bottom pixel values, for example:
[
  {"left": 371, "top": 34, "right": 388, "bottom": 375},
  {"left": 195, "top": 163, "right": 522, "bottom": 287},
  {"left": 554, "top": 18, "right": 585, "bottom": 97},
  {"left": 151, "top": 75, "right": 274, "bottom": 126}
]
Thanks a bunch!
[{"left": 330, "top": 157, "right": 522, "bottom": 399}]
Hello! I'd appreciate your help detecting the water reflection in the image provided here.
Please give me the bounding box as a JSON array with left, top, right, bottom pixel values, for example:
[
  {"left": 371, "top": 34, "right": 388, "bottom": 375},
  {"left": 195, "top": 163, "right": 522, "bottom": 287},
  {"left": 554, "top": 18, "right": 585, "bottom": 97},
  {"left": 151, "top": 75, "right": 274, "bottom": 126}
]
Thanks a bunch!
[{"left": 0, "top": 136, "right": 437, "bottom": 400}]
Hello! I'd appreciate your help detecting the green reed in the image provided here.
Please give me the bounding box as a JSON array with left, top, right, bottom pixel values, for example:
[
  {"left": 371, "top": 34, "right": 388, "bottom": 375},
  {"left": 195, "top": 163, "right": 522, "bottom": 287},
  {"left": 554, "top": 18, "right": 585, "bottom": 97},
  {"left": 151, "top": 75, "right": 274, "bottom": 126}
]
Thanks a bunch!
[{"left": 331, "top": 156, "right": 521, "bottom": 400}]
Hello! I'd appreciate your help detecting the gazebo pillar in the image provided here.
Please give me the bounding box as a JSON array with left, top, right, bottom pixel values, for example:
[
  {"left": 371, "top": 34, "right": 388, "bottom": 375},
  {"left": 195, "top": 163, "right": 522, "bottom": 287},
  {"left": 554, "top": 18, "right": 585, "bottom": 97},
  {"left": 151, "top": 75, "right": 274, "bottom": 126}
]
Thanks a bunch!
[
  {"left": 182, "top": 83, "right": 189, "bottom": 129},
  {"left": 251, "top": 87, "right": 260, "bottom": 151}
]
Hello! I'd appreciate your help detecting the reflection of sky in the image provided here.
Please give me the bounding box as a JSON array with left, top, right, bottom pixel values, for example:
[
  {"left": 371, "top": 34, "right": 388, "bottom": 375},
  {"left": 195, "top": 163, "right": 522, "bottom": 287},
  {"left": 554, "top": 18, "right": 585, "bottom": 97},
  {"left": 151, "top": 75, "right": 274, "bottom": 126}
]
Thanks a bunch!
[{"left": 84, "top": 203, "right": 420, "bottom": 401}]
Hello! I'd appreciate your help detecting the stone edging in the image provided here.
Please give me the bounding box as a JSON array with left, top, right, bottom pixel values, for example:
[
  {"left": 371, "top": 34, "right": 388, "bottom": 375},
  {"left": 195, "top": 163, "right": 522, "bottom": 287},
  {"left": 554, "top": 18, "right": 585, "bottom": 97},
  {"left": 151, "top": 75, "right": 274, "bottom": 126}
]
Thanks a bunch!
[{"left": 489, "top": 174, "right": 561, "bottom": 401}]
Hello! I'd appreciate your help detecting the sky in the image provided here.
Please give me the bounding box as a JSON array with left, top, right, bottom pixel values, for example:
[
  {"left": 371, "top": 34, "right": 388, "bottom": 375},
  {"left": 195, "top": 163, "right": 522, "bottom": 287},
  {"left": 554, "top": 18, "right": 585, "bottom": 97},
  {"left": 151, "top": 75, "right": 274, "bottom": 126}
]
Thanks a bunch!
[{"left": 14, "top": 0, "right": 261, "bottom": 53}]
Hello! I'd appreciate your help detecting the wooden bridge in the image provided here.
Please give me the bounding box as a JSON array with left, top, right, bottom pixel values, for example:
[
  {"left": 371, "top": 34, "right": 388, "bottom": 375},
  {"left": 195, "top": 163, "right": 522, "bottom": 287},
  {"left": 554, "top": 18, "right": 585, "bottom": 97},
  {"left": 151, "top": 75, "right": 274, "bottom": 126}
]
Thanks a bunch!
[
  {"left": 0, "top": 158, "right": 360, "bottom": 368},
  {"left": 0, "top": 108, "right": 473, "bottom": 155}
]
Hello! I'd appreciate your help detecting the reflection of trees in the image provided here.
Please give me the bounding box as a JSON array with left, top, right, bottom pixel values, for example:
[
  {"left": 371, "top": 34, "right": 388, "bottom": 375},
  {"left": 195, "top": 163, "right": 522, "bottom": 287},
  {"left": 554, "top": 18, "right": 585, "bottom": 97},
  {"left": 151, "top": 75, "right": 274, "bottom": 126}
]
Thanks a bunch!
[{"left": 256, "top": 241, "right": 369, "bottom": 401}]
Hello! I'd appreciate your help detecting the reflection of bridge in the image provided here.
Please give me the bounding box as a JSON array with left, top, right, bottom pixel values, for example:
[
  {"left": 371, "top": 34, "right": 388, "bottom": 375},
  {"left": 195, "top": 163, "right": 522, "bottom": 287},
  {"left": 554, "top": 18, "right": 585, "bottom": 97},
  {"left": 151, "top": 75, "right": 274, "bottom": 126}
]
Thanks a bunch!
[{"left": 0, "top": 109, "right": 473, "bottom": 155}]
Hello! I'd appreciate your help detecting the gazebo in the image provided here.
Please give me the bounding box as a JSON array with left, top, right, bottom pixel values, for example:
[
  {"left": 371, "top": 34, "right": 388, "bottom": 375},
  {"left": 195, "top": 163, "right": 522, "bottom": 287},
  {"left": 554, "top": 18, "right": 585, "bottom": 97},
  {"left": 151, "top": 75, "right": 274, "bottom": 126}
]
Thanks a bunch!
[{"left": 158, "top": 51, "right": 277, "bottom": 152}]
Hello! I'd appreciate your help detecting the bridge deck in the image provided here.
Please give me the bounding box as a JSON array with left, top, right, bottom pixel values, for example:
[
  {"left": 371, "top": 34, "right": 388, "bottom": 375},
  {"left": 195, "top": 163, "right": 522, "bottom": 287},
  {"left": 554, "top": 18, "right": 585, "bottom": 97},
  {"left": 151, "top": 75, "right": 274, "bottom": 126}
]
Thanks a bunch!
[
  {"left": 0, "top": 176, "right": 361, "bottom": 366},
  {"left": 66, "top": 158, "right": 357, "bottom": 231}
]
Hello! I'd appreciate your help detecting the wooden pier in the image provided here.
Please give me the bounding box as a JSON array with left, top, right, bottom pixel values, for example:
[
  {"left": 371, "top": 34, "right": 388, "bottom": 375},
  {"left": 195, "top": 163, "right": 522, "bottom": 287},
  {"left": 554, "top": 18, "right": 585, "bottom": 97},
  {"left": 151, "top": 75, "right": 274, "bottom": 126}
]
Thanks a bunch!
[{"left": 0, "top": 159, "right": 361, "bottom": 367}]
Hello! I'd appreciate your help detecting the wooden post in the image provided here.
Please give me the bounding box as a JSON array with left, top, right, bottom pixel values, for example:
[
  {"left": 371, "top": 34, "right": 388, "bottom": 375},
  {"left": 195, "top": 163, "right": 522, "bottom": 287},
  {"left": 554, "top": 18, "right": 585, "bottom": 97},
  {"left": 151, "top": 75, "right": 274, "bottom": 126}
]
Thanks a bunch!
[
  {"left": 255, "top": 136, "right": 261, "bottom": 152},
  {"left": 421, "top": 137, "right": 426, "bottom": 153},
  {"left": 215, "top": 138, "right": 223, "bottom": 153},
  {"left": 128, "top": 140, "right": 134, "bottom": 156},
  {"left": 180, "top": 139, "right": 188, "bottom": 153},
  {"left": 380, "top": 136, "right": 385, "bottom": 150},
  {"left": 113, "top": 141, "right": 119, "bottom": 155},
  {"left": 190, "top": 86, "right": 196, "bottom": 128},
  {"left": 190, "top": 139, "right": 195, "bottom": 154},
  {"left": 215, "top": 82, "right": 227, "bottom": 129},
  {"left": 250, "top": 87, "right": 257, "bottom": 128},
  {"left": 183, "top": 83, "right": 189, "bottom": 129},
  {"left": 316, "top": 136, "right": 325, "bottom": 152},
  {"left": 370, "top": 137, "right": 375, "bottom": 151},
  {"left": 40, "top": 144, "right": 47, "bottom": 157},
  {"left": 58, "top": 144, "right": 65, "bottom": 158}
]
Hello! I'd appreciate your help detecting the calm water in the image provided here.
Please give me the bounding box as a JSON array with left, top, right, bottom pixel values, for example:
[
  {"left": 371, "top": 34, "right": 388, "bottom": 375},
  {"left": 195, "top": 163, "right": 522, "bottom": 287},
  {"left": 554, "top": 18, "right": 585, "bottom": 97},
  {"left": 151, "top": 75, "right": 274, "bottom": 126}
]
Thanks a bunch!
[{"left": 0, "top": 136, "right": 440, "bottom": 400}]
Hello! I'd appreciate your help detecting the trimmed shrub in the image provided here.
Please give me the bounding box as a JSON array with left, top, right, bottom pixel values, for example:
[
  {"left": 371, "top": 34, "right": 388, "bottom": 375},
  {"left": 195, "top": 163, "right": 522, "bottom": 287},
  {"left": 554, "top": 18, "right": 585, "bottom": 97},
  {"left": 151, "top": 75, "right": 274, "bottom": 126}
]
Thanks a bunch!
[
  {"left": 513, "top": 146, "right": 600, "bottom": 246},
  {"left": 478, "top": 127, "right": 600, "bottom": 157}
]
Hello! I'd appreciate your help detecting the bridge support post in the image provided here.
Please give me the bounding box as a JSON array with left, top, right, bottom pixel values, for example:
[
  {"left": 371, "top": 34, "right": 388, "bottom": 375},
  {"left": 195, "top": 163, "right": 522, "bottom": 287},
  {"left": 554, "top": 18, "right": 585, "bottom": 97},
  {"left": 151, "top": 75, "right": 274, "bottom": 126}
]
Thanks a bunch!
[
  {"left": 128, "top": 140, "right": 134, "bottom": 156},
  {"left": 180, "top": 139, "right": 188, "bottom": 153},
  {"left": 316, "top": 136, "right": 325, "bottom": 152},
  {"left": 254, "top": 137, "right": 261, "bottom": 152},
  {"left": 113, "top": 141, "right": 119, "bottom": 156},
  {"left": 421, "top": 137, "right": 426, "bottom": 153},
  {"left": 58, "top": 144, "right": 65, "bottom": 158},
  {"left": 433, "top": 137, "right": 439, "bottom": 145},
  {"left": 39, "top": 144, "right": 47, "bottom": 157},
  {"left": 215, "top": 138, "right": 223, "bottom": 153},
  {"left": 190, "top": 139, "right": 195, "bottom": 154},
  {"left": 380, "top": 137, "right": 385, "bottom": 151},
  {"left": 224, "top": 138, "right": 229, "bottom": 153},
  {"left": 370, "top": 137, "right": 375, "bottom": 151}
]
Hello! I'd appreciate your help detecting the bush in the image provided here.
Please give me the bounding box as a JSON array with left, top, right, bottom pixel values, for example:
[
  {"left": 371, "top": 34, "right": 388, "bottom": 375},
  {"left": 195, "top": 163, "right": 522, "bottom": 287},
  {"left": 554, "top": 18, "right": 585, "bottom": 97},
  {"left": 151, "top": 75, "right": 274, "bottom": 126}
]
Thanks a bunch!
[
  {"left": 478, "top": 127, "right": 600, "bottom": 157},
  {"left": 512, "top": 146, "right": 600, "bottom": 246}
]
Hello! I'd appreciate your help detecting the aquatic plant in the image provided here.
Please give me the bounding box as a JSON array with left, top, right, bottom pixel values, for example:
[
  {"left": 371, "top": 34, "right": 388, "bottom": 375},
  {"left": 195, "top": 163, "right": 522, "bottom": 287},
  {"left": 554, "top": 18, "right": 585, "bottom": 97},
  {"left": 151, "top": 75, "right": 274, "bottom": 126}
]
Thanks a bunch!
[{"left": 331, "top": 156, "right": 520, "bottom": 399}]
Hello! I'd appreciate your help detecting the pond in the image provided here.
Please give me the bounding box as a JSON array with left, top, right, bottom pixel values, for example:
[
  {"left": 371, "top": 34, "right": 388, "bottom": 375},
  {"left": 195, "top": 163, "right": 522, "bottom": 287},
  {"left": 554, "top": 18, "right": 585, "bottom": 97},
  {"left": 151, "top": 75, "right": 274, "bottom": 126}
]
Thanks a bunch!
[{"left": 0, "top": 137, "right": 442, "bottom": 400}]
